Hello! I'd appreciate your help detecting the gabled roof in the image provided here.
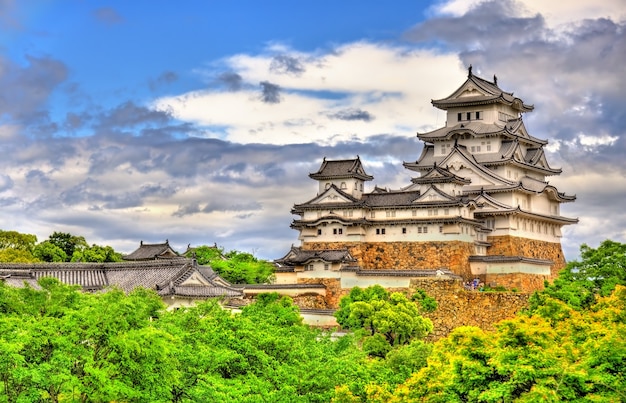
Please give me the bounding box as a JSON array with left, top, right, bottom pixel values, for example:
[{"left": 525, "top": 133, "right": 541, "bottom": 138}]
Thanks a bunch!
[
  {"left": 275, "top": 247, "right": 357, "bottom": 266},
  {"left": 416, "top": 118, "right": 547, "bottom": 146},
  {"left": 0, "top": 258, "right": 243, "bottom": 299},
  {"left": 292, "top": 184, "right": 361, "bottom": 213},
  {"left": 435, "top": 143, "right": 517, "bottom": 187},
  {"left": 309, "top": 156, "right": 373, "bottom": 181},
  {"left": 413, "top": 185, "right": 459, "bottom": 203},
  {"left": 431, "top": 68, "right": 533, "bottom": 112},
  {"left": 123, "top": 240, "right": 179, "bottom": 261},
  {"left": 473, "top": 140, "right": 562, "bottom": 175},
  {"left": 410, "top": 164, "right": 471, "bottom": 185},
  {"left": 361, "top": 190, "right": 422, "bottom": 207}
]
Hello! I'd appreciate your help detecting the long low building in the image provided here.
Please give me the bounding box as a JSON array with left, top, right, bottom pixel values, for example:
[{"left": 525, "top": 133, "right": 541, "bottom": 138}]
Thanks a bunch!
[{"left": 0, "top": 257, "right": 244, "bottom": 308}]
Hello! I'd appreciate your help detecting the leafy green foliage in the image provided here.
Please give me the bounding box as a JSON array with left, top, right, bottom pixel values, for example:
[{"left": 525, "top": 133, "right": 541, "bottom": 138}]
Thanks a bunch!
[
  {"left": 411, "top": 288, "right": 438, "bottom": 312},
  {"left": 0, "top": 282, "right": 388, "bottom": 402},
  {"left": 0, "top": 230, "right": 37, "bottom": 251},
  {"left": 70, "top": 244, "right": 122, "bottom": 262},
  {"left": 380, "top": 287, "right": 626, "bottom": 402},
  {"left": 47, "top": 231, "right": 88, "bottom": 261},
  {"left": 529, "top": 239, "right": 626, "bottom": 311},
  {"left": 335, "top": 286, "right": 433, "bottom": 351},
  {"left": 187, "top": 245, "right": 275, "bottom": 284},
  {"left": 0, "top": 230, "right": 39, "bottom": 262},
  {"left": 33, "top": 240, "right": 67, "bottom": 262}
]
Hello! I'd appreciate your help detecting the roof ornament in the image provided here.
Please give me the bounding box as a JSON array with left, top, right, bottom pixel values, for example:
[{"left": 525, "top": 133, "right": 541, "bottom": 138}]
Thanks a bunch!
[
  {"left": 468, "top": 64, "right": 473, "bottom": 77},
  {"left": 493, "top": 74, "right": 498, "bottom": 85}
]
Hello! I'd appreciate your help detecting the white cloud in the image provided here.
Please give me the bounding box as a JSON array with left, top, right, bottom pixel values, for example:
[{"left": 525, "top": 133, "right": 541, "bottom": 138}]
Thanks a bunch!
[
  {"left": 155, "top": 44, "right": 464, "bottom": 145},
  {"left": 434, "top": 0, "right": 626, "bottom": 27}
]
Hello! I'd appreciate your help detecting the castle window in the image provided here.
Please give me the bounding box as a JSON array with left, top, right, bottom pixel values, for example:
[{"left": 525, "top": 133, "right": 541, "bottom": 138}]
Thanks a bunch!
[
  {"left": 439, "top": 226, "right": 443, "bottom": 233},
  {"left": 371, "top": 212, "right": 376, "bottom": 218},
  {"left": 333, "top": 228, "right": 337, "bottom": 235},
  {"left": 412, "top": 210, "right": 417, "bottom": 217},
  {"left": 324, "top": 264, "right": 329, "bottom": 270},
  {"left": 340, "top": 182, "right": 347, "bottom": 189},
  {"left": 381, "top": 228, "right": 386, "bottom": 235},
  {"left": 476, "top": 111, "right": 481, "bottom": 119},
  {"left": 457, "top": 112, "right": 462, "bottom": 122},
  {"left": 486, "top": 140, "right": 491, "bottom": 151},
  {"left": 306, "top": 264, "right": 314, "bottom": 271},
  {"left": 402, "top": 227, "right": 407, "bottom": 234},
  {"left": 466, "top": 112, "right": 471, "bottom": 120},
  {"left": 317, "top": 229, "right": 322, "bottom": 235},
  {"left": 386, "top": 210, "right": 396, "bottom": 217},
  {"left": 444, "top": 208, "right": 449, "bottom": 215},
  {"left": 360, "top": 183, "right": 363, "bottom": 191}
]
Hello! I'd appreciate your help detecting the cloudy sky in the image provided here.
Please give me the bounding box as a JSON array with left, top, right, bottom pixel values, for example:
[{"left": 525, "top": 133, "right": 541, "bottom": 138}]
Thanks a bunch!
[{"left": 1, "top": 0, "right": 624, "bottom": 260}]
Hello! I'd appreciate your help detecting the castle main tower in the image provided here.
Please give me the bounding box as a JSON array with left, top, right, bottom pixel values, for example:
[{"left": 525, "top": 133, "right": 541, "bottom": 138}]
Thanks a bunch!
[{"left": 275, "top": 67, "right": 577, "bottom": 293}]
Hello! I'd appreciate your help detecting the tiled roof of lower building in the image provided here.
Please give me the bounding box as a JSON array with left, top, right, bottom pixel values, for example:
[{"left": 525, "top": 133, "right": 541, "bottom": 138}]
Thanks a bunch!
[{"left": 0, "top": 258, "right": 243, "bottom": 299}]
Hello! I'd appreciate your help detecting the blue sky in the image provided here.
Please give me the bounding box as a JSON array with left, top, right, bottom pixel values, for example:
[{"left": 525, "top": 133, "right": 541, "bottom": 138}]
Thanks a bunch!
[{"left": 0, "top": 0, "right": 625, "bottom": 260}]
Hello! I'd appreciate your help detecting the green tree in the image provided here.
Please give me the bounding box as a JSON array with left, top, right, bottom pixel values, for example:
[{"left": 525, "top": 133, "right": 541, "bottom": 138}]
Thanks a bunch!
[
  {"left": 0, "top": 280, "right": 179, "bottom": 402},
  {"left": 70, "top": 244, "right": 122, "bottom": 262},
  {"left": 0, "top": 248, "right": 38, "bottom": 263},
  {"left": 33, "top": 240, "right": 67, "bottom": 262},
  {"left": 0, "top": 230, "right": 38, "bottom": 262},
  {"left": 529, "top": 239, "right": 626, "bottom": 311},
  {"left": 0, "top": 230, "right": 37, "bottom": 251},
  {"left": 335, "top": 286, "right": 433, "bottom": 350},
  {"left": 186, "top": 245, "right": 275, "bottom": 284},
  {"left": 47, "top": 232, "right": 88, "bottom": 262}
]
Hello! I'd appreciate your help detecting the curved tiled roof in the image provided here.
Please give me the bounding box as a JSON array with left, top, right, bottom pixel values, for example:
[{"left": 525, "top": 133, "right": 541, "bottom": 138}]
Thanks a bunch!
[
  {"left": 123, "top": 240, "right": 180, "bottom": 260},
  {"left": 0, "top": 258, "right": 243, "bottom": 299},
  {"left": 275, "top": 247, "right": 357, "bottom": 265},
  {"left": 309, "top": 157, "right": 373, "bottom": 181},
  {"left": 431, "top": 72, "right": 533, "bottom": 112}
]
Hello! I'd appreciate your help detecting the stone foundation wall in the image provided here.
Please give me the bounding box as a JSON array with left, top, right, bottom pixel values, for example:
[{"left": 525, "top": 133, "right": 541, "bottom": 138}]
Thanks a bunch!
[
  {"left": 281, "top": 277, "right": 530, "bottom": 339},
  {"left": 487, "top": 236, "right": 566, "bottom": 279},
  {"left": 303, "top": 241, "right": 475, "bottom": 277},
  {"left": 296, "top": 277, "right": 343, "bottom": 308},
  {"left": 484, "top": 272, "right": 546, "bottom": 293},
  {"left": 410, "top": 278, "right": 530, "bottom": 339}
]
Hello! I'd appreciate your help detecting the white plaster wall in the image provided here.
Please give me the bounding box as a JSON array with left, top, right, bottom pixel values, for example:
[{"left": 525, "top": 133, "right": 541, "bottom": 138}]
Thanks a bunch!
[
  {"left": 340, "top": 272, "right": 412, "bottom": 289},
  {"left": 470, "top": 261, "right": 551, "bottom": 276}
]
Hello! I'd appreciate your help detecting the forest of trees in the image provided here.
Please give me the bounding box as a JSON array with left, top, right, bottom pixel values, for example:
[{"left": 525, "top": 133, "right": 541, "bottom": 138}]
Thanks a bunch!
[
  {"left": 0, "top": 230, "right": 122, "bottom": 263},
  {"left": 0, "top": 239, "right": 624, "bottom": 402},
  {"left": 0, "top": 230, "right": 275, "bottom": 284}
]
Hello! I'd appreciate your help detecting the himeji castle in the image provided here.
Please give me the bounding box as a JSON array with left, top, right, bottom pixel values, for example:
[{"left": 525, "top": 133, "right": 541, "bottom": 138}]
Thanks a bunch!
[{"left": 275, "top": 67, "right": 577, "bottom": 294}]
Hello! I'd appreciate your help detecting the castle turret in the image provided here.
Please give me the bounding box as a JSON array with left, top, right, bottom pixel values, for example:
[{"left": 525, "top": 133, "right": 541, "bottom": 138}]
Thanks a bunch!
[{"left": 308, "top": 156, "right": 373, "bottom": 199}]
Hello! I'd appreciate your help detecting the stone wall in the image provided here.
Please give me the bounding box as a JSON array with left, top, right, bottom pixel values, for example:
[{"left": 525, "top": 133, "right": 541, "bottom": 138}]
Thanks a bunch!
[
  {"left": 484, "top": 272, "right": 546, "bottom": 293},
  {"left": 283, "top": 277, "right": 531, "bottom": 339},
  {"left": 303, "top": 241, "right": 475, "bottom": 277},
  {"left": 487, "top": 236, "right": 566, "bottom": 279},
  {"left": 410, "top": 278, "right": 530, "bottom": 340}
]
